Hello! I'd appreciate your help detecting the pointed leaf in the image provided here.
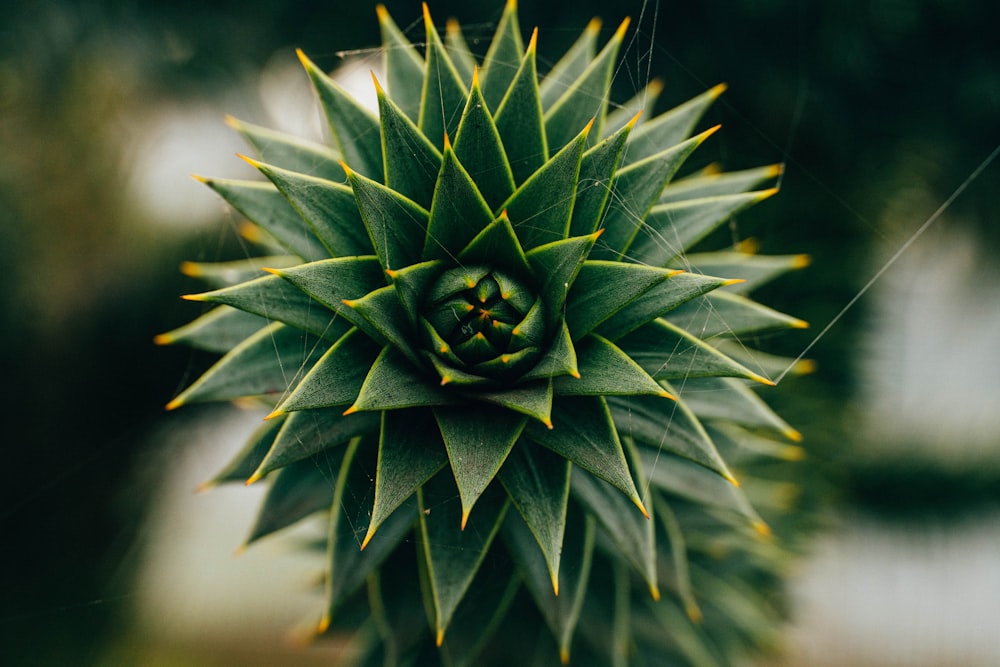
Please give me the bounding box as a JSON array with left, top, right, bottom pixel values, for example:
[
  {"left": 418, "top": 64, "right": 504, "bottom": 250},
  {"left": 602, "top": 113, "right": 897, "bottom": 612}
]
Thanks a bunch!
[
  {"left": 344, "top": 164, "right": 428, "bottom": 272},
  {"left": 269, "top": 326, "right": 379, "bottom": 414},
  {"left": 617, "top": 318, "right": 769, "bottom": 383},
  {"left": 327, "top": 438, "right": 418, "bottom": 616},
  {"left": 682, "top": 250, "right": 811, "bottom": 294},
  {"left": 525, "top": 232, "right": 600, "bottom": 326},
  {"left": 366, "top": 408, "right": 448, "bottom": 545},
  {"left": 179, "top": 256, "right": 300, "bottom": 289},
  {"left": 268, "top": 254, "right": 384, "bottom": 317},
  {"left": 607, "top": 391, "right": 734, "bottom": 482},
  {"left": 553, "top": 333, "right": 669, "bottom": 398},
  {"left": 377, "top": 4, "right": 425, "bottom": 121},
  {"left": 254, "top": 406, "right": 380, "bottom": 477},
  {"left": 504, "top": 507, "right": 593, "bottom": 661},
  {"left": 444, "top": 18, "right": 477, "bottom": 83},
  {"left": 374, "top": 76, "right": 442, "bottom": 209},
  {"left": 247, "top": 158, "right": 370, "bottom": 258},
  {"left": 594, "top": 127, "right": 719, "bottom": 261},
  {"left": 167, "top": 323, "right": 330, "bottom": 409},
  {"left": 498, "top": 439, "right": 571, "bottom": 589},
  {"left": 571, "top": 464, "right": 658, "bottom": 598},
  {"left": 344, "top": 284, "right": 420, "bottom": 363},
  {"left": 595, "top": 272, "right": 735, "bottom": 341},
  {"left": 419, "top": 4, "right": 469, "bottom": 149},
  {"left": 197, "top": 178, "right": 329, "bottom": 261},
  {"left": 184, "top": 274, "right": 344, "bottom": 339},
  {"left": 457, "top": 212, "right": 532, "bottom": 278},
  {"left": 494, "top": 29, "right": 547, "bottom": 184},
  {"left": 203, "top": 417, "right": 283, "bottom": 488},
  {"left": 348, "top": 347, "right": 455, "bottom": 413},
  {"left": 246, "top": 453, "right": 340, "bottom": 544},
  {"left": 453, "top": 71, "right": 516, "bottom": 210},
  {"left": 438, "top": 562, "right": 520, "bottom": 667},
  {"left": 225, "top": 115, "right": 344, "bottom": 180},
  {"left": 603, "top": 78, "right": 663, "bottom": 137},
  {"left": 668, "top": 289, "right": 808, "bottom": 339},
  {"left": 502, "top": 121, "right": 589, "bottom": 250},
  {"left": 419, "top": 473, "right": 508, "bottom": 644},
  {"left": 156, "top": 305, "right": 265, "bottom": 353},
  {"left": 544, "top": 18, "right": 628, "bottom": 150},
  {"left": 479, "top": 0, "right": 524, "bottom": 109},
  {"left": 569, "top": 115, "right": 636, "bottom": 237},
  {"left": 565, "top": 260, "right": 677, "bottom": 338},
  {"left": 519, "top": 320, "right": 579, "bottom": 382},
  {"left": 660, "top": 164, "right": 783, "bottom": 203},
  {"left": 386, "top": 259, "right": 444, "bottom": 324},
  {"left": 434, "top": 405, "right": 526, "bottom": 524},
  {"left": 423, "top": 140, "right": 496, "bottom": 260},
  {"left": 298, "top": 49, "right": 383, "bottom": 177},
  {"left": 527, "top": 396, "right": 646, "bottom": 514},
  {"left": 674, "top": 377, "right": 800, "bottom": 441},
  {"left": 630, "top": 189, "right": 779, "bottom": 266},
  {"left": 477, "top": 379, "right": 554, "bottom": 427},
  {"left": 539, "top": 18, "right": 600, "bottom": 110},
  {"left": 624, "top": 83, "right": 727, "bottom": 166}
]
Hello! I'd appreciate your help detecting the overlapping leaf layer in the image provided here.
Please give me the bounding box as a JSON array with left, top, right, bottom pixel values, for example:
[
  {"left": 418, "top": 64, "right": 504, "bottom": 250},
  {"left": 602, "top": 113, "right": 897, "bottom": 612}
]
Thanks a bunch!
[{"left": 161, "top": 2, "right": 812, "bottom": 665}]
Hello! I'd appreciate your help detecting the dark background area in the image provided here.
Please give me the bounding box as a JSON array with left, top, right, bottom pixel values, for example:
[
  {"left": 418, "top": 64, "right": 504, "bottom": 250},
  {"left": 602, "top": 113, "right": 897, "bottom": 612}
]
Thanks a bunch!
[{"left": 1, "top": 0, "right": 997, "bottom": 664}]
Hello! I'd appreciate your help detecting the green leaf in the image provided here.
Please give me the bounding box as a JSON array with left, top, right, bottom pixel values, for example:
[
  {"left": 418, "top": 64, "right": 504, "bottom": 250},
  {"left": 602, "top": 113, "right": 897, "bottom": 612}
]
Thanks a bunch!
[
  {"left": 667, "top": 289, "right": 808, "bottom": 339},
  {"left": 527, "top": 396, "right": 647, "bottom": 515},
  {"left": 363, "top": 408, "right": 448, "bottom": 548},
  {"left": 423, "top": 141, "right": 496, "bottom": 261},
  {"left": 453, "top": 71, "right": 516, "bottom": 210},
  {"left": 377, "top": 4, "right": 425, "bottom": 121},
  {"left": 246, "top": 158, "right": 371, "bottom": 258},
  {"left": 419, "top": 4, "right": 469, "bottom": 149},
  {"left": 245, "top": 453, "right": 340, "bottom": 544},
  {"left": 155, "top": 305, "right": 265, "bottom": 353},
  {"left": 477, "top": 379, "right": 554, "bottom": 427},
  {"left": 607, "top": 391, "right": 735, "bottom": 482},
  {"left": 347, "top": 347, "right": 456, "bottom": 413},
  {"left": 166, "top": 323, "right": 330, "bottom": 409},
  {"left": 327, "top": 438, "right": 417, "bottom": 619},
  {"left": 196, "top": 177, "right": 329, "bottom": 261},
  {"left": 682, "top": 250, "right": 811, "bottom": 294},
  {"left": 674, "top": 377, "right": 801, "bottom": 441},
  {"left": 498, "top": 440, "right": 571, "bottom": 592},
  {"left": 539, "top": 17, "right": 600, "bottom": 110},
  {"left": 569, "top": 115, "right": 635, "bottom": 237},
  {"left": 518, "top": 320, "right": 579, "bottom": 382},
  {"left": 571, "top": 464, "right": 658, "bottom": 599},
  {"left": 624, "top": 83, "right": 727, "bottom": 166},
  {"left": 593, "top": 127, "right": 719, "bottom": 261},
  {"left": 375, "top": 75, "right": 442, "bottom": 209},
  {"left": 225, "top": 115, "right": 344, "bottom": 180},
  {"left": 344, "top": 165, "right": 429, "bottom": 272},
  {"left": 419, "top": 473, "right": 508, "bottom": 645},
  {"left": 343, "top": 284, "right": 420, "bottom": 364},
  {"left": 494, "top": 30, "right": 548, "bottom": 185},
  {"left": 713, "top": 339, "right": 816, "bottom": 379},
  {"left": 183, "top": 274, "right": 343, "bottom": 339},
  {"left": 660, "top": 164, "right": 783, "bottom": 203},
  {"left": 502, "top": 120, "right": 589, "bottom": 250},
  {"left": 438, "top": 561, "right": 520, "bottom": 667},
  {"left": 457, "top": 212, "right": 532, "bottom": 278},
  {"left": 629, "top": 189, "right": 778, "bottom": 267},
  {"left": 179, "top": 256, "right": 301, "bottom": 289},
  {"left": 636, "top": 447, "right": 768, "bottom": 536},
  {"left": 298, "top": 49, "right": 383, "bottom": 178},
  {"left": 434, "top": 405, "right": 526, "bottom": 526},
  {"left": 564, "top": 260, "right": 678, "bottom": 338},
  {"left": 553, "top": 333, "right": 669, "bottom": 398},
  {"left": 654, "top": 496, "right": 702, "bottom": 623},
  {"left": 252, "top": 406, "right": 380, "bottom": 478},
  {"left": 595, "top": 272, "right": 735, "bottom": 341},
  {"left": 504, "top": 508, "right": 593, "bottom": 663},
  {"left": 544, "top": 18, "right": 628, "bottom": 149},
  {"left": 270, "top": 254, "right": 383, "bottom": 307},
  {"left": 270, "top": 327, "right": 380, "bottom": 415},
  {"left": 479, "top": 0, "right": 524, "bottom": 110},
  {"left": 386, "top": 259, "right": 444, "bottom": 324},
  {"left": 525, "top": 232, "right": 600, "bottom": 326},
  {"left": 201, "top": 417, "right": 283, "bottom": 488},
  {"left": 617, "top": 318, "right": 770, "bottom": 383}
]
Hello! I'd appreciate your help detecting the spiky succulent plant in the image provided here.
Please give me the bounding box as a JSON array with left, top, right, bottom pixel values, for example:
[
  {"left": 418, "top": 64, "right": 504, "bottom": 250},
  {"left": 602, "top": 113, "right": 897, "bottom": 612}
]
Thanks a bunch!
[{"left": 160, "top": 2, "right": 813, "bottom": 665}]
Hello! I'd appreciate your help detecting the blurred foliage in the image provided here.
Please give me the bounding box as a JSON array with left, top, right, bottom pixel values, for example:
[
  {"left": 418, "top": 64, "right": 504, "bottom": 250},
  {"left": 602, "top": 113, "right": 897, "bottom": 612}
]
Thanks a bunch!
[{"left": 1, "top": 0, "right": 997, "bottom": 664}]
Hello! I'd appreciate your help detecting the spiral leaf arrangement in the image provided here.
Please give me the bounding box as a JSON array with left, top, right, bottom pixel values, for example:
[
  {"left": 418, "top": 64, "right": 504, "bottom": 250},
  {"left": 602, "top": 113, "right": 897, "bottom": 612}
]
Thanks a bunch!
[{"left": 160, "top": 2, "right": 812, "bottom": 664}]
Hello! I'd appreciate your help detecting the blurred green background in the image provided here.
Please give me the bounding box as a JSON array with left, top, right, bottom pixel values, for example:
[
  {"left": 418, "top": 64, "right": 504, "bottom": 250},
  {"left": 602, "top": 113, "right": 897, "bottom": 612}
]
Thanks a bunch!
[{"left": 1, "top": 0, "right": 997, "bottom": 665}]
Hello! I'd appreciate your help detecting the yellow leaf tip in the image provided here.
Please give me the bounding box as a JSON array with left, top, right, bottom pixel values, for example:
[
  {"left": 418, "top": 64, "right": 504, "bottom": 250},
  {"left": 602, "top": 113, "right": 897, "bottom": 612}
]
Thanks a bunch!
[
  {"left": 528, "top": 27, "right": 538, "bottom": 52},
  {"left": 179, "top": 260, "right": 201, "bottom": 277},
  {"left": 785, "top": 427, "right": 804, "bottom": 443},
  {"left": 317, "top": 615, "right": 331, "bottom": 634},
  {"left": 360, "top": 526, "right": 375, "bottom": 551},
  {"left": 767, "top": 163, "right": 785, "bottom": 177},
  {"left": 615, "top": 16, "right": 632, "bottom": 38},
  {"left": 422, "top": 2, "right": 433, "bottom": 25},
  {"left": 792, "top": 253, "right": 812, "bottom": 269},
  {"left": 650, "top": 584, "right": 661, "bottom": 601},
  {"left": 722, "top": 278, "right": 747, "bottom": 287},
  {"left": 754, "top": 520, "right": 773, "bottom": 539},
  {"left": 686, "top": 602, "right": 703, "bottom": 623},
  {"left": 783, "top": 445, "right": 807, "bottom": 462},
  {"left": 375, "top": 4, "right": 388, "bottom": 21},
  {"left": 710, "top": 82, "right": 728, "bottom": 97},
  {"left": 370, "top": 70, "right": 384, "bottom": 94},
  {"left": 586, "top": 17, "right": 603, "bottom": 34},
  {"left": 153, "top": 333, "right": 172, "bottom": 346},
  {"left": 551, "top": 574, "right": 559, "bottom": 597},
  {"left": 165, "top": 397, "right": 184, "bottom": 411},
  {"left": 560, "top": 648, "right": 570, "bottom": 665},
  {"left": 190, "top": 173, "right": 210, "bottom": 184},
  {"left": 626, "top": 109, "right": 644, "bottom": 129},
  {"left": 635, "top": 498, "right": 650, "bottom": 519},
  {"left": 752, "top": 373, "right": 777, "bottom": 387},
  {"left": 435, "top": 628, "right": 444, "bottom": 647},
  {"left": 791, "top": 318, "right": 810, "bottom": 329},
  {"left": 245, "top": 470, "right": 264, "bottom": 486},
  {"left": 659, "top": 390, "right": 676, "bottom": 400},
  {"left": 725, "top": 472, "right": 741, "bottom": 487},
  {"left": 506, "top": 0, "right": 517, "bottom": 10},
  {"left": 338, "top": 159, "right": 353, "bottom": 176},
  {"left": 795, "top": 358, "right": 817, "bottom": 375},
  {"left": 236, "top": 152, "right": 263, "bottom": 169},
  {"left": 342, "top": 405, "right": 359, "bottom": 416},
  {"left": 647, "top": 78, "right": 665, "bottom": 95},
  {"left": 263, "top": 408, "right": 285, "bottom": 420}
]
